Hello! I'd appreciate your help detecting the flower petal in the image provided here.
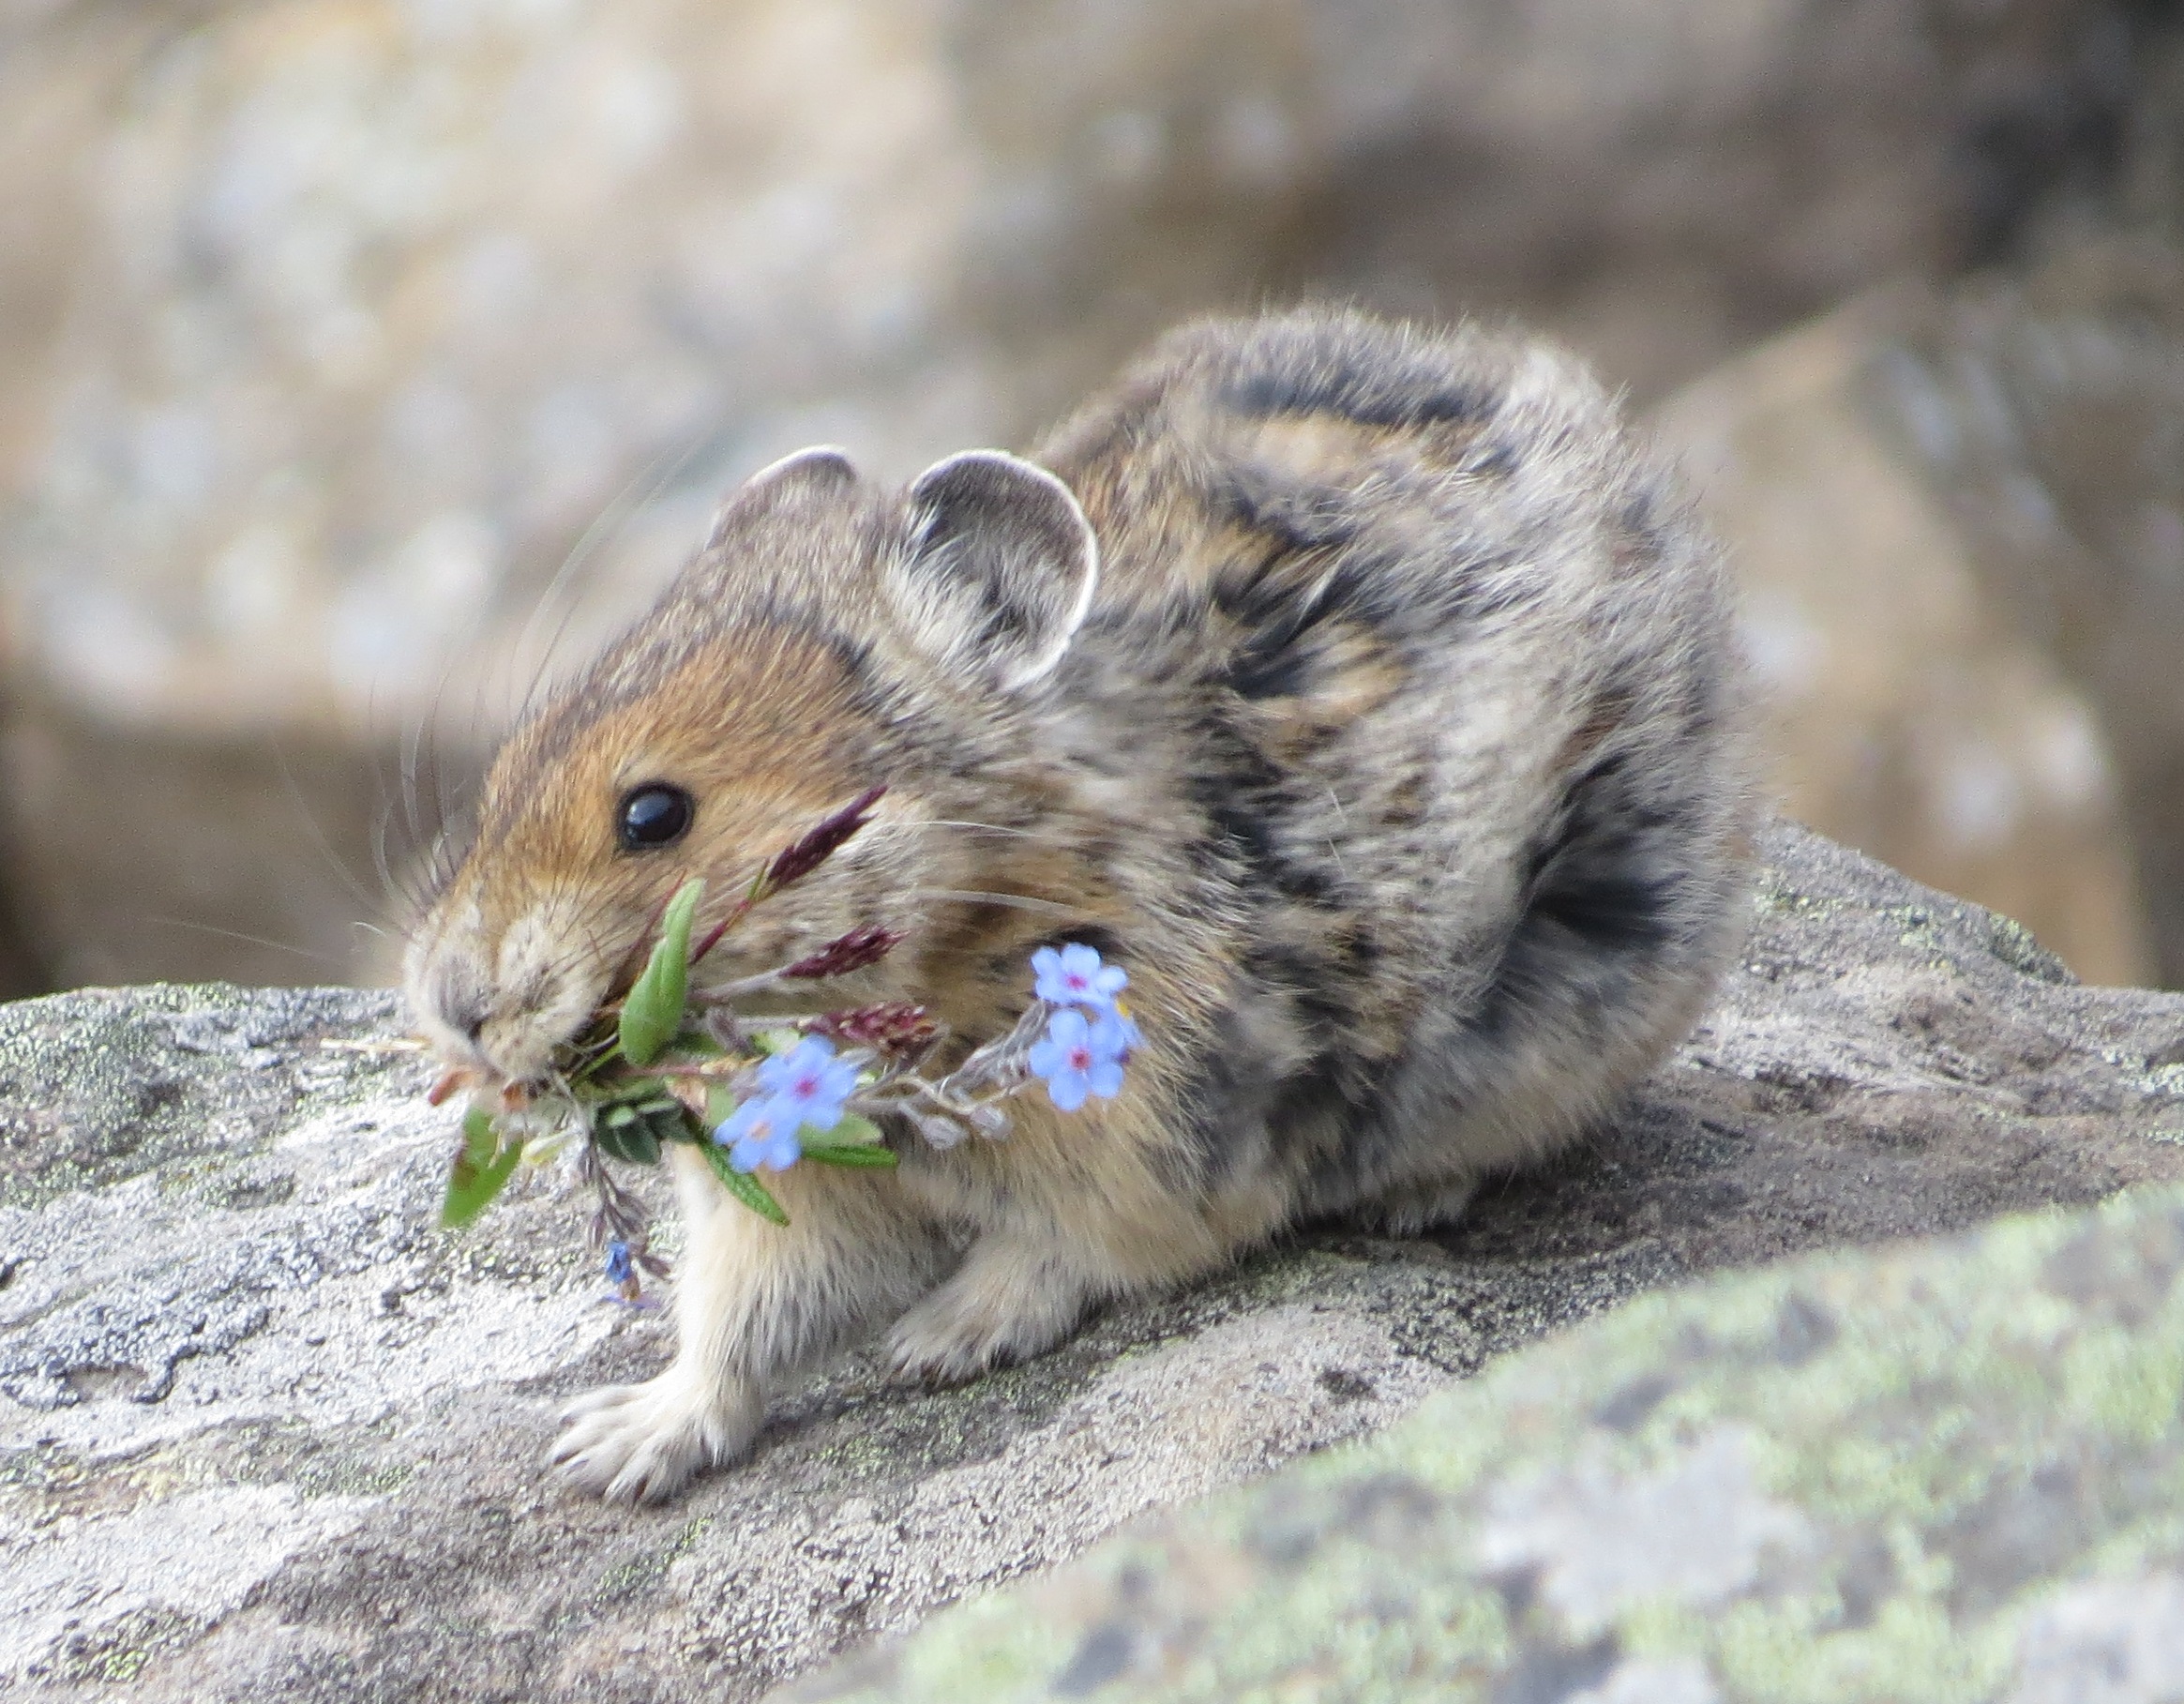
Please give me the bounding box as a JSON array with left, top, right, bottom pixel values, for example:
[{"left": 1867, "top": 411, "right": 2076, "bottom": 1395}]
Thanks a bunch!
[
  {"left": 1085, "top": 1010, "right": 1129, "bottom": 1061},
  {"left": 788, "top": 1093, "right": 851, "bottom": 1133},
  {"left": 759, "top": 1035, "right": 837, "bottom": 1097},
  {"left": 761, "top": 1129, "right": 803, "bottom": 1170},
  {"left": 714, "top": 1096, "right": 774, "bottom": 1145},
  {"left": 1046, "top": 1069, "right": 1091, "bottom": 1112},
  {"left": 1031, "top": 945, "right": 1072, "bottom": 1003},
  {"left": 1086, "top": 1059, "right": 1125, "bottom": 1099}
]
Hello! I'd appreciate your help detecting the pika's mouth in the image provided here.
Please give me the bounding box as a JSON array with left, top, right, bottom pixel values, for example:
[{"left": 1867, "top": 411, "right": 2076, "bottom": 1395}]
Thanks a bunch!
[
  {"left": 414, "top": 974, "right": 609, "bottom": 1113},
  {"left": 425, "top": 1063, "right": 535, "bottom": 1115}
]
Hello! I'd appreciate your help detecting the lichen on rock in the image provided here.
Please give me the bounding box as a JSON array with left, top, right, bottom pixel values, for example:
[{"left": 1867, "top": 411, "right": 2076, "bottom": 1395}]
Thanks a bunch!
[{"left": 789, "top": 1185, "right": 2184, "bottom": 1703}]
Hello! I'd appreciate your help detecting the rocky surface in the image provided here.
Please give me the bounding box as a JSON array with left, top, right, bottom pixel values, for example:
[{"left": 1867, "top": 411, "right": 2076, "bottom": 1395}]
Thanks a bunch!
[
  {"left": 0, "top": 0, "right": 2146, "bottom": 988},
  {"left": 790, "top": 1180, "right": 2184, "bottom": 1704},
  {"left": 8, "top": 821, "right": 2184, "bottom": 1699}
]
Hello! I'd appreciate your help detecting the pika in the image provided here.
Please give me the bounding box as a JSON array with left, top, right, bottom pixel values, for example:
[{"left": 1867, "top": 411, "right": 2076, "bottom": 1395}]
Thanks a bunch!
[{"left": 406, "top": 308, "right": 1755, "bottom": 1503}]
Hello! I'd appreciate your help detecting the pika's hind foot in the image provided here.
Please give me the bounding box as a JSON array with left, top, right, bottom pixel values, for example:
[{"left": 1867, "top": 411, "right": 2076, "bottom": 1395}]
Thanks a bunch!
[
  {"left": 883, "top": 1236, "right": 1099, "bottom": 1385},
  {"left": 1360, "top": 1176, "right": 1478, "bottom": 1238},
  {"left": 550, "top": 1372, "right": 761, "bottom": 1503}
]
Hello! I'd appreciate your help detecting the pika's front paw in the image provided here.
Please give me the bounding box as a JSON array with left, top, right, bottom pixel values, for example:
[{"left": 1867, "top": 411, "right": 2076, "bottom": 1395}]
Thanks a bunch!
[
  {"left": 549, "top": 1374, "right": 761, "bottom": 1504},
  {"left": 883, "top": 1267, "right": 1085, "bottom": 1386}
]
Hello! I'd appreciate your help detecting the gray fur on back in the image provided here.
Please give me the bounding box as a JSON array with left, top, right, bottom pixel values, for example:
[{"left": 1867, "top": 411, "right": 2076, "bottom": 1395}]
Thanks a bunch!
[{"left": 1012, "top": 309, "right": 1755, "bottom": 1225}]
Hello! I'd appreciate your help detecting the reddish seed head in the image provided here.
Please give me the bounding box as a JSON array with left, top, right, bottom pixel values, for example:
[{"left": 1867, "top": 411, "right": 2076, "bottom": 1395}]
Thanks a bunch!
[
  {"left": 808, "top": 1001, "right": 939, "bottom": 1057},
  {"left": 762, "top": 785, "right": 887, "bottom": 893},
  {"left": 782, "top": 924, "right": 903, "bottom": 981}
]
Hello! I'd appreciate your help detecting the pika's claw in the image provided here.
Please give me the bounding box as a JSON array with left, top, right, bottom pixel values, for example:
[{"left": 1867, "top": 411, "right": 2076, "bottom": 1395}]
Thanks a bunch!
[{"left": 550, "top": 1374, "right": 761, "bottom": 1504}]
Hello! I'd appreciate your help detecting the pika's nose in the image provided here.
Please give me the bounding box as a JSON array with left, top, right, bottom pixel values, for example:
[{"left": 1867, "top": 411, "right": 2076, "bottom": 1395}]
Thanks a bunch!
[{"left": 429, "top": 973, "right": 492, "bottom": 1048}]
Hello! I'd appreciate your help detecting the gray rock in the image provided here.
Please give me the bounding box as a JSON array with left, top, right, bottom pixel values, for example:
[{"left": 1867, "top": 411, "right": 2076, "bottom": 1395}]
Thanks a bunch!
[
  {"left": 7, "top": 820, "right": 2184, "bottom": 1699},
  {"left": 781, "top": 1170, "right": 2184, "bottom": 1703}
]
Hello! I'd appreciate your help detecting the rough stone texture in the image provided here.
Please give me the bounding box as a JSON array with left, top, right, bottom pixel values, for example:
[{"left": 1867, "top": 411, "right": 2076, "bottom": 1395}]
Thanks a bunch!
[
  {"left": 8, "top": 820, "right": 2184, "bottom": 1699},
  {"left": 787, "top": 1183, "right": 2184, "bottom": 1704},
  {"left": 0, "top": 0, "right": 2143, "bottom": 988}
]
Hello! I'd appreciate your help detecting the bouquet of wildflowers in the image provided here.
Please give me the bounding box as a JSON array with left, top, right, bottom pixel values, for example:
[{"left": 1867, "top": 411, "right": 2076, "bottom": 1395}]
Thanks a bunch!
[{"left": 431, "top": 787, "right": 1137, "bottom": 1301}]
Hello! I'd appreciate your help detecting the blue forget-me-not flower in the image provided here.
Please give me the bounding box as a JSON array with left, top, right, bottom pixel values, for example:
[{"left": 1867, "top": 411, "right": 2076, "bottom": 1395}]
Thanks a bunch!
[
  {"left": 756, "top": 1036, "right": 859, "bottom": 1133},
  {"left": 1032, "top": 942, "right": 1127, "bottom": 1012},
  {"left": 1028, "top": 1006, "right": 1130, "bottom": 1111},
  {"left": 714, "top": 1035, "right": 862, "bottom": 1172},
  {"left": 715, "top": 1096, "right": 804, "bottom": 1173}
]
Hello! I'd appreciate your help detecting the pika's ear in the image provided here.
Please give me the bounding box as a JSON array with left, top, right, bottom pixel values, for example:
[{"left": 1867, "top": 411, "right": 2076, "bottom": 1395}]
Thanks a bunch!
[
  {"left": 705, "top": 446, "right": 860, "bottom": 548},
  {"left": 885, "top": 450, "right": 1099, "bottom": 691}
]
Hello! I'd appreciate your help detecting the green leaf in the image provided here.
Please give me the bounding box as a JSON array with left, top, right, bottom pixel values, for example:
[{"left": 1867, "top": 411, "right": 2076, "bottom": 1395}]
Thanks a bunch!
[
  {"left": 440, "top": 1107, "right": 523, "bottom": 1229},
  {"left": 817, "top": 1111, "right": 884, "bottom": 1147},
  {"left": 802, "top": 1143, "right": 898, "bottom": 1169},
  {"left": 663, "top": 1104, "right": 709, "bottom": 1144},
  {"left": 592, "top": 1116, "right": 661, "bottom": 1166},
  {"left": 797, "top": 1111, "right": 895, "bottom": 1168},
  {"left": 618, "top": 879, "right": 705, "bottom": 1067},
  {"left": 753, "top": 1027, "right": 801, "bottom": 1057},
  {"left": 700, "top": 1139, "right": 791, "bottom": 1225}
]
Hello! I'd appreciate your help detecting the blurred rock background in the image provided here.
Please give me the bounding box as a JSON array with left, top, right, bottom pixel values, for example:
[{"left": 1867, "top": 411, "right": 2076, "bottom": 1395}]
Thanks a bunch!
[{"left": 0, "top": 0, "right": 2178, "bottom": 994}]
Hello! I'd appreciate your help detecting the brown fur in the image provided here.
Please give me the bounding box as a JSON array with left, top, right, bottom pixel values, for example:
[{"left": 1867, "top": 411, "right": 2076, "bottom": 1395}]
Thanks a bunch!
[{"left": 406, "top": 309, "right": 1756, "bottom": 1502}]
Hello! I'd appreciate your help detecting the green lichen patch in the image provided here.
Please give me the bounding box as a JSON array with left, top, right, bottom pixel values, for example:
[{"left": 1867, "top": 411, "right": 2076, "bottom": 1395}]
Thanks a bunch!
[
  {"left": 594, "top": 1515, "right": 716, "bottom": 1605},
  {"left": 38, "top": 1607, "right": 212, "bottom": 1687},
  {"left": 0, "top": 984, "right": 408, "bottom": 1213},
  {"left": 1755, "top": 851, "right": 2069, "bottom": 988},
  {"left": 2, "top": 1413, "right": 419, "bottom": 1539},
  {"left": 788, "top": 1188, "right": 2184, "bottom": 1703},
  {"left": 1981, "top": 913, "right": 2073, "bottom": 985}
]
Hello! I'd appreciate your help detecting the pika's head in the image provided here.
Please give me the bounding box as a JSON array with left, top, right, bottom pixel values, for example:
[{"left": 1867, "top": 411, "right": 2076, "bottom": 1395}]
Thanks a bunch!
[{"left": 404, "top": 445, "right": 1099, "bottom": 1093}]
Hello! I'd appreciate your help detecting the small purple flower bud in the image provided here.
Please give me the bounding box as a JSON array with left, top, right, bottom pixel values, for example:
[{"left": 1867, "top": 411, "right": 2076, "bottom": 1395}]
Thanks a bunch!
[
  {"left": 604, "top": 1238, "right": 635, "bottom": 1286},
  {"left": 808, "top": 1002, "right": 940, "bottom": 1057},
  {"left": 782, "top": 924, "right": 903, "bottom": 980},
  {"left": 763, "top": 785, "right": 886, "bottom": 892}
]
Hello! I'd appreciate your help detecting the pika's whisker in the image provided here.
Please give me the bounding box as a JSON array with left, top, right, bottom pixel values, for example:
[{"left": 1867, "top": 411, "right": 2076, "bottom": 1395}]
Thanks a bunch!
[
  {"left": 146, "top": 918, "right": 349, "bottom": 966},
  {"left": 896, "top": 887, "right": 1084, "bottom": 919}
]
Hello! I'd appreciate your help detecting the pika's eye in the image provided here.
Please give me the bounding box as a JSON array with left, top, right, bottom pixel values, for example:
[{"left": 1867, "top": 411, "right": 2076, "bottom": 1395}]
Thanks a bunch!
[{"left": 616, "top": 783, "right": 694, "bottom": 852}]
